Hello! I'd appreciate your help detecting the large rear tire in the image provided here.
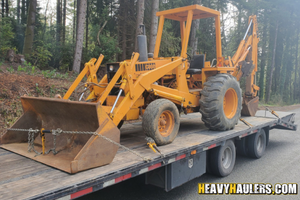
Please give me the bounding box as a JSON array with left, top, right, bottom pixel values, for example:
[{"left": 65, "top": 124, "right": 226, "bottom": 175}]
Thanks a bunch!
[
  {"left": 200, "top": 74, "right": 242, "bottom": 130},
  {"left": 142, "top": 99, "right": 180, "bottom": 146}
]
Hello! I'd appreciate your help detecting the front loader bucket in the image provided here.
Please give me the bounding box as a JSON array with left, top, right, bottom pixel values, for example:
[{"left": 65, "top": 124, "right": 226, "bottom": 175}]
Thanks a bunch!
[
  {"left": 0, "top": 96, "right": 120, "bottom": 173},
  {"left": 241, "top": 96, "right": 259, "bottom": 116}
]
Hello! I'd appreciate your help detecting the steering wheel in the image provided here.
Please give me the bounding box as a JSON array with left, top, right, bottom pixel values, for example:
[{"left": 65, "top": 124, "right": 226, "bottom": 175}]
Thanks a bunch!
[{"left": 186, "top": 53, "right": 192, "bottom": 61}]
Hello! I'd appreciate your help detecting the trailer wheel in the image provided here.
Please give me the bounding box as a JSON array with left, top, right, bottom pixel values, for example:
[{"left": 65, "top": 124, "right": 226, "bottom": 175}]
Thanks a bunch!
[
  {"left": 200, "top": 74, "right": 242, "bottom": 130},
  {"left": 143, "top": 99, "right": 180, "bottom": 146},
  {"left": 247, "top": 129, "right": 267, "bottom": 159},
  {"left": 235, "top": 137, "right": 248, "bottom": 156},
  {"left": 209, "top": 140, "right": 236, "bottom": 177}
]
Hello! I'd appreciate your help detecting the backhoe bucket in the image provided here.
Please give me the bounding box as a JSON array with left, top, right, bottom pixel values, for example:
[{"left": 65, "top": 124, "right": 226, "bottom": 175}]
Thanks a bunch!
[
  {"left": 241, "top": 96, "right": 259, "bottom": 116},
  {"left": 0, "top": 96, "right": 120, "bottom": 173}
]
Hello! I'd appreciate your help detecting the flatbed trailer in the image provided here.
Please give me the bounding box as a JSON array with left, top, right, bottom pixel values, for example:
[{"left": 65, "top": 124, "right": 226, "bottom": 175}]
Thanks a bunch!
[{"left": 0, "top": 110, "right": 297, "bottom": 200}]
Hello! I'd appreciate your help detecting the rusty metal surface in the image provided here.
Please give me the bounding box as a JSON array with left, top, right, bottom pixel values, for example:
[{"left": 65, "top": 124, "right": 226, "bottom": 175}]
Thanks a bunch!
[
  {"left": 0, "top": 96, "right": 120, "bottom": 173},
  {"left": 241, "top": 96, "right": 259, "bottom": 116}
]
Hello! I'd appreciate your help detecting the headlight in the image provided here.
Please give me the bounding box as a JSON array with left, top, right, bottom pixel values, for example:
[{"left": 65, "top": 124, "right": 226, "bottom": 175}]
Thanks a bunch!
[{"left": 109, "top": 65, "right": 114, "bottom": 71}]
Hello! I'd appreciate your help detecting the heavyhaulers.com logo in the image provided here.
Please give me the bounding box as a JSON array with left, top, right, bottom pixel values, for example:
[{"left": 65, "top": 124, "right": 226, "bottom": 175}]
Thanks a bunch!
[{"left": 198, "top": 183, "right": 298, "bottom": 195}]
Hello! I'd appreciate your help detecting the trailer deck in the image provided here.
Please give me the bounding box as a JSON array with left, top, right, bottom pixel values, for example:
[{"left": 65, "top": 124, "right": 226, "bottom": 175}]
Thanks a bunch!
[{"left": 0, "top": 110, "right": 297, "bottom": 200}]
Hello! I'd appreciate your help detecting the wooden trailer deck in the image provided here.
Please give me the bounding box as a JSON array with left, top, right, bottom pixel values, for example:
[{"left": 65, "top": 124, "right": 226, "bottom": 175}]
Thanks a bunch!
[{"left": 0, "top": 110, "right": 296, "bottom": 200}]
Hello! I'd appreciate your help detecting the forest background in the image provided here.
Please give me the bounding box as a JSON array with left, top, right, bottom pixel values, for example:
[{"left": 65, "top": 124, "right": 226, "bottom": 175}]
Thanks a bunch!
[{"left": 1, "top": 0, "right": 300, "bottom": 105}]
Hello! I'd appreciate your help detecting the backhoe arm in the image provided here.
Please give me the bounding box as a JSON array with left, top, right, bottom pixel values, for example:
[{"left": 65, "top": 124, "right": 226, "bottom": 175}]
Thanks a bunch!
[{"left": 232, "top": 15, "right": 260, "bottom": 116}]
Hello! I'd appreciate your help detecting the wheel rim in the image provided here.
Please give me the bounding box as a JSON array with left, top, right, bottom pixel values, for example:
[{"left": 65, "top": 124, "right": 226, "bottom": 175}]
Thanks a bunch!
[
  {"left": 223, "top": 88, "right": 238, "bottom": 119},
  {"left": 257, "top": 134, "right": 265, "bottom": 154},
  {"left": 158, "top": 110, "right": 174, "bottom": 137},
  {"left": 222, "top": 147, "right": 233, "bottom": 169}
]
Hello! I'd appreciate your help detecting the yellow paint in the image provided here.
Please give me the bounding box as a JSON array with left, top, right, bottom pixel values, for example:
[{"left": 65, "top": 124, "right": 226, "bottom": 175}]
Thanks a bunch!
[
  {"left": 64, "top": 54, "right": 104, "bottom": 100},
  {"left": 62, "top": 6, "right": 259, "bottom": 130}
]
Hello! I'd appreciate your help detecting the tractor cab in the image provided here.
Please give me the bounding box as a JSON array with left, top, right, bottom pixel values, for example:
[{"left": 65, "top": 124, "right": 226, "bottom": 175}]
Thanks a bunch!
[{"left": 153, "top": 5, "right": 223, "bottom": 70}]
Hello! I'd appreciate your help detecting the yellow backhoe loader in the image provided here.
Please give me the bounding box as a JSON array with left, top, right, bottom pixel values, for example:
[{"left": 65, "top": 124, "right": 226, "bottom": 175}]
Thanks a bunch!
[{"left": 1, "top": 5, "right": 259, "bottom": 173}]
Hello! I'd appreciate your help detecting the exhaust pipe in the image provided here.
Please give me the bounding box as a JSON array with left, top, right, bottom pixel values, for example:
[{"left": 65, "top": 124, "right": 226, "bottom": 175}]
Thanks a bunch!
[{"left": 137, "top": 24, "right": 148, "bottom": 62}]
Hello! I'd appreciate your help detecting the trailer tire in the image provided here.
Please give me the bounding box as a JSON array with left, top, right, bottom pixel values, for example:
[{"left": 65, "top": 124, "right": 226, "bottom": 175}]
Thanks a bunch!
[
  {"left": 143, "top": 99, "right": 180, "bottom": 146},
  {"left": 200, "top": 74, "right": 242, "bottom": 130},
  {"left": 247, "top": 129, "right": 267, "bottom": 159},
  {"left": 209, "top": 140, "right": 236, "bottom": 177}
]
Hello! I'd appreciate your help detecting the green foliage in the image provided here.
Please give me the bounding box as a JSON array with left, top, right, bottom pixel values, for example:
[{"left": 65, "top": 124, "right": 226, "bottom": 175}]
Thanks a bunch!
[
  {"left": 83, "top": 21, "right": 121, "bottom": 64},
  {"left": 42, "top": 69, "right": 57, "bottom": 78},
  {"left": 1, "top": 0, "right": 300, "bottom": 106},
  {"left": 17, "top": 65, "right": 26, "bottom": 72},
  {"left": 86, "top": 34, "right": 121, "bottom": 64},
  {"left": 7, "top": 66, "right": 14, "bottom": 73},
  {"left": 268, "top": 94, "right": 284, "bottom": 106},
  {"left": 31, "top": 45, "right": 52, "bottom": 69},
  {"left": 0, "top": 18, "right": 16, "bottom": 59},
  {"left": 49, "top": 85, "right": 59, "bottom": 97},
  {"left": 24, "top": 61, "right": 32, "bottom": 67},
  {"left": 35, "top": 83, "right": 43, "bottom": 96},
  {"left": 31, "top": 66, "right": 36, "bottom": 74},
  {"left": 41, "top": 69, "right": 69, "bottom": 79},
  {"left": 15, "top": 61, "right": 37, "bottom": 75},
  {"left": 159, "top": 20, "right": 181, "bottom": 57},
  {"left": 59, "top": 43, "right": 74, "bottom": 71}
]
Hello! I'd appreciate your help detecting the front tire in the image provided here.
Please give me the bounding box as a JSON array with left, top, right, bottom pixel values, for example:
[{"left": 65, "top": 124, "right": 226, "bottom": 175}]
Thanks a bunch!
[
  {"left": 200, "top": 74, "right": 242, "bottom": 130},
  {"left": 142, "top": 99, "right": 180, "bottom": 146}
]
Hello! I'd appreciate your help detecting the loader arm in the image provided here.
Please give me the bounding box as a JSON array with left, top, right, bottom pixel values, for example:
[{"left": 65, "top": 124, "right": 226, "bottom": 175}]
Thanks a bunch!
[{"left": 98, "top": 56, "right": 195, "bottom": 125}]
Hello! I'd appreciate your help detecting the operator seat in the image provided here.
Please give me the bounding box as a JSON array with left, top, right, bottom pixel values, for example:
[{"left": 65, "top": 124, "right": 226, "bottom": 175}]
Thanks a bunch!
[{"left": 187, "top": 54, "right": 205, "bottom": 74}]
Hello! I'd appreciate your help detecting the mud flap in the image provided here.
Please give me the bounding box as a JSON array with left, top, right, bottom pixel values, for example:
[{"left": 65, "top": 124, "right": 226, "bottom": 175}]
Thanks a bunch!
[
  {"left": 1, "top": 96, "right": 120, "bottom": 173},
  {"left": 241, "top": 96, "right": 259, "bottom": 116}
]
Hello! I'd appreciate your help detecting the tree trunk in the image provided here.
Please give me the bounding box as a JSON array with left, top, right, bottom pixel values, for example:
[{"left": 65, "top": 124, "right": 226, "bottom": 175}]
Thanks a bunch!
[
  {"left": 86, "top": 0, "right": 89, "bottom": 49},
  {"left": 121, "top": 0, "right": 127, "bottom": 60},
  {"left": 73, "top": 0, "right": 76, "bottom": 44},
  {"left": 16, "top": 0, "right": 22, "bottom": 52},
  {"left": 23, "top": 0, "right": 37, "bottom": 57},
  {"left": 280, "top": 35, "right": 291, "bottom": 101},
  {"left": 17, "top": 0, "right": 20, "bottom": 23},
  {"left": 236, "top": 4, "right": 242, "bottom": 48},
  {"left": 258, "top": 18, "right": 267, "bottom": 100},
  {"left": 42, "top": 0, "right": 49, "bottom": 40},
  {"left": 149, "top": 0, "right": 159, "bottom": 54},
  {"left": 128, "top": 0, "right": 135, "bottom": 56},
  {"left": 72, "top": 0, "right": 87, "bottom": 73},
  {"left": 5, "top": 0, "right": 8, "bottom": 16},
  {"left": 1, "top": 0, "right": 4, "bottom": 18},
  {"left": 134, "top": 0, "right": 145, "bottom": 52},
  {"left": 272, "top": 29, "right": 283, "bottom": 95},
  {"left": 190, "top": 0, "right": 201, "bottom": 55},
  {"left": 55, "top": 0, "right": 62, "bottom": 68},
  {"left": 295, "top": 27, "right": 299, "bottom": 102},
  {"left": 266, "top": 21, "right": 279, "bottom": 103},
  {"left": 63, "top": 0, "right": 66, "bottom": 45},
  {"left": 26, "top": 0, "right": 29, "bottom": 13},
  {"left": 221, "top": 10, "right": 227, "bottom": 50},
  {"left": 56, "top": 0, "right": 61, "bottom": 43},
  {"left": 21, "top": 0, "right": 26, "bottom": 24}
]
